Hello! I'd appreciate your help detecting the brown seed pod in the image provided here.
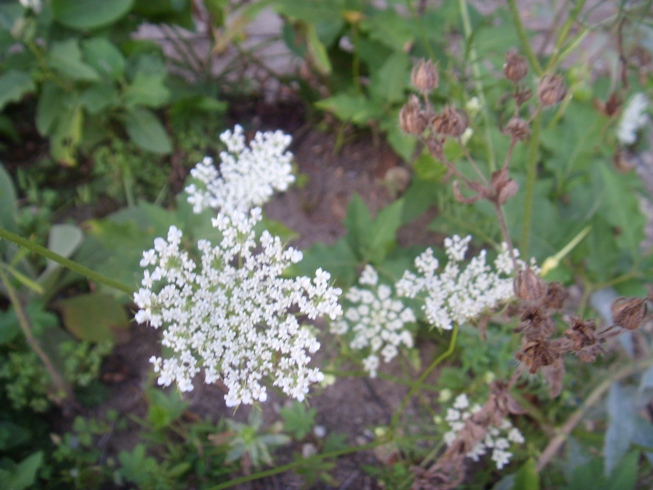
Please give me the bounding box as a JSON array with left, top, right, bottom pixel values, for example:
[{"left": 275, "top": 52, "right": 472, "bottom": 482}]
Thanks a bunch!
[
  {"left": 399, "top": 95, "right": 427, "bottom": 135},
  {"left": 503, "top": 117, "right": 530, "bottom": 141},
  {"left": 513, "top": 268, "right": 546, "bottom": 302},
  {"left": 503, "top": 50, "right": 528, "bottom": 83},
  {"left": 411, "top": 59, "right": 439, "bottom": 93},
  {"left": 611, "top": 297, "right": 648, "bottom": 330},
  {"left": 432, "top": 105, "right": 469, "bottom": 138},
  {"left": 537, "top": 74, "right": 567, "bottom": 106}
]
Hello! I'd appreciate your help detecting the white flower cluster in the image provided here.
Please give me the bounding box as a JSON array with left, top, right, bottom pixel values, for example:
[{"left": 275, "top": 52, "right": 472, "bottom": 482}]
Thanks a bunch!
[
  {"left": 134, "top": 208, "right": 342, "bottom": 407},
  {"left": 444, "top": 394, "right": 525, "bottom": 470},
  {"left": 617, "top": 93, "right": 649, "bottom": 145},
  {"left": 185, "top": 125, "right": 295, "bottom": 215},
  {"left": 396, "top": 235, "right": 519, "bottom": 331},
  {"left": 330, "top": 265, "right": 415, "bottom": 377}
]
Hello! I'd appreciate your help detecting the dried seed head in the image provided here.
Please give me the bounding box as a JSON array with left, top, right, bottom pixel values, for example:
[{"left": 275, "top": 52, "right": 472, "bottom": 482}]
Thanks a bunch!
[
  {"left": 564, "top": 316, "right": 598, "bottom": 351},
  {"left": 504, "top": 117, "right": 530, "bottom": 141},
  {"left": 432, "top": 105, "right": 469, "bottom": 138},
  {"left": 543, "top": 282, "right": 567, "bottom": 310},
  {"left": 513, "top": 268, "right": 546, "bottom": 302},
  {"left": 537, "top": 74, "right": 567, "bottom": 106},
  {"left": 503, "top": 50, "right": 528, "bottom": 83},
  {"left": 411, "top": 59, "right": 439, "bottom": 93},
  {"left": 399, "top": 95, "right": 427, "bottom": 135},
  {"left": 516, "top": 339, "right": 558, "bottom": 374},
  {"left": 611, "top": 297, "right": 647, "bottom": 330}
]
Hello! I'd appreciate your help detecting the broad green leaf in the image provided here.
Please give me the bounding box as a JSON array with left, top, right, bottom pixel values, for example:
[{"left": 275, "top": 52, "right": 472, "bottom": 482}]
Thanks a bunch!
[
  {"left": 56, "top": 293, "right": 129, "bottom": 342},
  {"left": 280, "top": 401, "right": 316, "bottom": 440},
  {"left": 0, "top": 451, "right": 42, "bottom": 490},
  {"left": 315, "top": 93, "right": 384, "bottom": 125},
  {"left": 131, "top": 0, "right": 195, "bottom": 29},
  {"left": 0, "top": 421, "right": 31, "bottom": 451},
  {"left": 146, "top": 388, "right": 188, "bottom": 429},
  {"left": 123, "top": 73, "right": 170, "bottom": 108},
  {"left": 0, "top": 163, "right": 18, "bottom": 232},
  {"left": 0, "top": 70, "right": 35, "bottom": 111},
  {"left": 52, "top": 0, "right": 133, "bottom": 30},
  {"left": 369, "top": 52, "right": 409, "bottom": 103},
  {"left": 80, "top": 83, "right": 120, "bottom": 114},
  {"left": 362, "top": 9, "right": 415, "bottom": 52},
  {"left": 289, "top": 237, "right": 358, "bottom": 286},
  {"left": 47, "top": 39, "right": 99, "bottom": 81},
  {"left": 366, "top": 198, "right": 403, "bottom": 263},
  {"left": 36, "top": 82, "right": 68, "bottom": 136},
  {"left": 604, "top": 382, "right": 636, "bottom": 476},
  {"left": 343, "top": 194, "right": 372, "bottom": 260},
  {"left": 306, "top": 24, "right": 331, "bottom": 75},
  {"left": 512, "top": 458, "right": 539, "bottom": 490},
  {"left": 596, "top": 161, "right": 645, "bottom": 256},
  {"left": 273, "top": 0, "right": 342, "bottom": 24},
  {"left": 50, "top": 104, "right": 84, "bottom": 166},
  {"left": 412, "top": 151, "right": 447, "bottom": 183},
  {"left": 121, "top": 108, "right": 172, "bottom": 154},
  {"left": 46, "top": 224, "right": 84, "bottom": 268},
  {"left": 81, "top": 37, "right": 126, "bottom": 79}
]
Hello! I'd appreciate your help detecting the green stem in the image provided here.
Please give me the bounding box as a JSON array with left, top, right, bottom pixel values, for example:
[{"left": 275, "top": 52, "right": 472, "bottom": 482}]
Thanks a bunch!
[
  {"left": 0, "top": 227, "right": 134, "bottom": 296},
  {"left": 545, "top": 0, "right": 588, "bottom": 72},
  {"left": 208, "top": 440, "right": 382, "bottom": 490},
  {"left": 519, "top": 112, "right": 541, "bottom": 257},
  {"left": 507, "top": 0, "right": 543, "bottom": 75},
  {"left": 0, "top": 269, "right": 73, "bottom": 406},
  {"left": 459, "top": 0, "right": 496, "bottom": 171},
  {"left": 390, "top": 325, "right": 459, "bottom": 431},
  {"left": 537, "top": 356, "right": 653, "bottom": 472}
]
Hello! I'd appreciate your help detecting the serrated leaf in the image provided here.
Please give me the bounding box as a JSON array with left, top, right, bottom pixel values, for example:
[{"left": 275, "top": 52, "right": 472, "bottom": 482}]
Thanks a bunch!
[
  {"left": 80, "top": 83, "right": 120, "bottom": 114},
  {"left": 52, "top": 0, "right": 133, "bottom": 30},
  {"left": 121, "top": 108, "right": 171, "bottom": 154},
  {"left": 0, "top": 70, "right": 35, "bottom": 111},
  {"left": 366, "top": 198, "right": 403, "bottom": 263},
  {"left": 604, "top": 382, "right": 636, "bottom": 476},
  {"left": 56, "top": 293, "right": 129, "bottom": 342},
  {"left": 343, "top": 194, "right": 372, "bottom": 260}
]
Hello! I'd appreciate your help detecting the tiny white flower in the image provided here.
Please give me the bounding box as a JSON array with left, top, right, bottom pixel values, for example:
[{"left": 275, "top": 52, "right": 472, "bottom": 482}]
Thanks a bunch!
[{"left": 617, "top": 93, "right": 649, "bottom": 145}]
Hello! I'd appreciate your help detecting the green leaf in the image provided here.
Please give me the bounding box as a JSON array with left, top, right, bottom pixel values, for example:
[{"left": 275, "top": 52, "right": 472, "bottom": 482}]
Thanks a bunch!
[
  {"left": 413, "top": 151, "right": 447, "bottom": 183},
  {"left": 343, "top": 194, "right": 372, "bottom": 260},
  {"left": 36, "top": 82, "right": 67, "bottom": 136},
  {"left": 123, "top": 73, "right": 170, "bottom": 108},
  {"left": 52, "top": 0, "right": 133, "bottom": 30},
  {"left": 361, "top": 9, "right": 416, "bottom": 52},
  {"left": 81, "top": 37, "right": 126, "bottom": 79},
  {"left": 0, "top": 302, "right": 58, "bottom": 345},
  {"left": 121, "top": 108, "right": 171, "bottom": 154},
  {"left": 146, "top": 388, "right": 188, "bottom": 429},
  {"left": 56, "top": 293, "right": 129, "bottom": 342},
  {"left": 0, "top": 421, "right": 31, "bottom": 451},
  {"left": 280, "top": 401, "right": 316, "bottom": 440},
  {"left": 0, "top": 163, "right": 18, "bottom": 233},
  {"left": 0, "top": 451, "right": 43, "bottom": 490},
  {"left": 365, "top": 198, "right": 403, "bottom": 263},
  {"left": 80, "top": 83, "right": 120, "bottom": 114},
  {"left": 368, "top": 52, "right": 409, "bottom": 103},
  {"left": 47, "top": 39, "right": 100, "bottom": 81},
  {"left": 512, "top": 458, "right": 539, "bottom": 490},
  {"left": 604, "top": 382, "right": 636, "bottom": 476},
  {"left": 315, "top": 93, "right": 384, "bottom": 125},
  {"left": 289, "top": 238, "right": 358, "bottom": 286},
  {"left": 306, "top": 24, "right": 331, "bottom": 75},
  {"left": 0, "top": 70, "right": 35, "bottom": 111}
]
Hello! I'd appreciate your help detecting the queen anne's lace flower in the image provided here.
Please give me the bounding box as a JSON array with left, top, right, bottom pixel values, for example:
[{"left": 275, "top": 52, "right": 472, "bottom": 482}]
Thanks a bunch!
[
  {"left": 331, "top": 265, "right": 415, "bottom": 377},
  {"left": 396, "top": 236, "right": 527, "bottom": 331},
  {"left": 134, "top": 208, "right": 342, "bottom": 407},
  {"left": 617, "top": 93, "right": 649, "bottom": 145},
  {"left": 443, "top": 394, "right": 524, "bottom": 470},
  {"left": 185, "top": 125, "right": 295, "bottom": 215}
]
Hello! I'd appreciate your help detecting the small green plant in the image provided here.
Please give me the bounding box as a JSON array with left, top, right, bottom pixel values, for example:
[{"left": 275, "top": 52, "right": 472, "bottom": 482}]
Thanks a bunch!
[{"left": 280, "top": 401, "right": 317, "bottom": 440}]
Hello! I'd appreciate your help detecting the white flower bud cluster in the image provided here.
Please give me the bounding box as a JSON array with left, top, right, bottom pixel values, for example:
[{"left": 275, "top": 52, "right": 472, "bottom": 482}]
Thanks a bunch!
[
  {"left": 185, "top": 125, "right": 295, "bottom": 215},
  {"left": 330, "top": 265, "right": 416, "bottom": 378},
  {"left": 134, "top": 208, "right": 342, "bottom": 407},
  {"left": 617, "top": 93, "right": 649, "bottom": 146},
  {"left": 396, "top": 235, "right": 520, "bottom": 331},
  {"left": 444, "top": 394, "right": 525, "bottom": 470}
]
